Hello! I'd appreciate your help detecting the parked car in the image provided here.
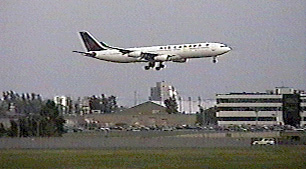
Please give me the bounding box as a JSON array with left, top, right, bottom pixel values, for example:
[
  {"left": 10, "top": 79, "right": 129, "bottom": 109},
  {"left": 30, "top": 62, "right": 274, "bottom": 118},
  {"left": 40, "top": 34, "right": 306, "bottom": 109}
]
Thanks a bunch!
[
  {"left": 99, "top": 127, "right": 110, "bottom": 132},
  {"left": 161, "top": 127, "right": 173, "bottom": 131},
  {"left": 252, "top": 138, "right": 275, "bottom": 145}
]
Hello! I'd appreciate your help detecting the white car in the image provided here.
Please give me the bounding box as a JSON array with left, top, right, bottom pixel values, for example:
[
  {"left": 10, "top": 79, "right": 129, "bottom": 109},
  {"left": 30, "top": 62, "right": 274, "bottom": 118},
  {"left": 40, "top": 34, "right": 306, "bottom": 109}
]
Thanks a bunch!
[{"left": 252, "top": 138, "right": 275, "bottom": 145}]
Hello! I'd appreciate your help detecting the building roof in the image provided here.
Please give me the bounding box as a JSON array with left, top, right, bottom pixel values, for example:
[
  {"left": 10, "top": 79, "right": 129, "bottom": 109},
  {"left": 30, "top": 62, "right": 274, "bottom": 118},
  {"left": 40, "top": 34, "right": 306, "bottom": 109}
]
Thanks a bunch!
[{"left": 120, "top": 101, "right": 167, "bottom": 115}]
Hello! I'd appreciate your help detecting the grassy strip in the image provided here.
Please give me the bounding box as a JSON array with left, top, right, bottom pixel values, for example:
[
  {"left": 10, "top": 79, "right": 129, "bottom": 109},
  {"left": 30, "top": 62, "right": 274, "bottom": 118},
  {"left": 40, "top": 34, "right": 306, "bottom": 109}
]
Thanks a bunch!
[{"left": 1, "top": 146, "right": 305, "bottom": 168}]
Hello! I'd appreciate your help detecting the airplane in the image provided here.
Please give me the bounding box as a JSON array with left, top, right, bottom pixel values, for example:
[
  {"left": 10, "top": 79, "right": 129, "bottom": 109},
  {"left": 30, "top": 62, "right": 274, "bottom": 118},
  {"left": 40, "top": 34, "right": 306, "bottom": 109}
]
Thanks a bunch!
[{"left": 73, "top": 31, "right": 231, "bottom": 70}]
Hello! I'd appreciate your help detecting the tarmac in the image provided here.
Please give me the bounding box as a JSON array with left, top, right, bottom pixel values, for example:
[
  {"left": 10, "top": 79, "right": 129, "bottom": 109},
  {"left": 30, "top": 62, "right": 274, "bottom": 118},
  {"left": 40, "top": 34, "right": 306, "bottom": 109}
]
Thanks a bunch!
[{"left": 0, "top": 131, "right": 251, "bottom": 149}]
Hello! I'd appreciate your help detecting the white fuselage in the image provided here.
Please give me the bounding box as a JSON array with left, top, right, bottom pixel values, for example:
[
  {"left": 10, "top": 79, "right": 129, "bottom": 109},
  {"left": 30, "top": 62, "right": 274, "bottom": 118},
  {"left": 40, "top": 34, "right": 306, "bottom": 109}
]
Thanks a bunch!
[{"left": 92, "top": 42, "right": 231, "bottom": 63}]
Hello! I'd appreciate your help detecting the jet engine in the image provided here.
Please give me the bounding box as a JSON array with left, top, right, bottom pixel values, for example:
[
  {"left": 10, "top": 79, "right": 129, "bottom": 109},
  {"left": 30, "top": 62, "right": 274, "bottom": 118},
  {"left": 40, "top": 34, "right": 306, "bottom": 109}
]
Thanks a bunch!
[
  {"left": 128, "top": 51, "right": 142, "bottom": 57},
  {"left": 172, "top": 58, "right": 187, "bottom": 63}
]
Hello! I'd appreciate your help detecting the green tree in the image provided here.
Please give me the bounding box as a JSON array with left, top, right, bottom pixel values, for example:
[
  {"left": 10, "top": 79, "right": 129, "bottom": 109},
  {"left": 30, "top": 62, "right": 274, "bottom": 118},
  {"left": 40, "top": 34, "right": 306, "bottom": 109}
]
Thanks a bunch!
[
  {"left": 40, "top": 100, "right": 65, "bottom": 137},
  {"left": 0, "top": 123, "right": 7, "bottom": 137},
  {"left": 196, "top": 106, "right": 204, "bottom": 125},
  {"left": 8, "top": 120, "right": 18, "bottom": 137},
  {"left": 164, "top": 97, "right": 178, "bottom": 114}
]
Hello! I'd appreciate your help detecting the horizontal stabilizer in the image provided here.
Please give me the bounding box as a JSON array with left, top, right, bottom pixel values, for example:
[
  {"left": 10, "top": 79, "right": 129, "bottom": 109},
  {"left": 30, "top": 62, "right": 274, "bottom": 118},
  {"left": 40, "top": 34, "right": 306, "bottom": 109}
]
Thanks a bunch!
[{"left": 72, "top": 51, "right": 96, "bottom": 57}]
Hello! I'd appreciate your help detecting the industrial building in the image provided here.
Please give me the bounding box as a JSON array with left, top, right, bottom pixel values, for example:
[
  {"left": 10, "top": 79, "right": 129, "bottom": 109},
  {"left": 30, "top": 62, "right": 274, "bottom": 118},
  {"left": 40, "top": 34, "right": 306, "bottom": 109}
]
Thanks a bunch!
[
  {"left": 149, "top": 81, "right": 215, "bottom": 114},
  {"left": 83, "top": 101, "right": 196, "bottom": 127},
  {"left": 149, "top": 81, "right": 178, "bottom": 103},
  {"left": 216, "top": 87, "right": 305, "bottom": 127}
]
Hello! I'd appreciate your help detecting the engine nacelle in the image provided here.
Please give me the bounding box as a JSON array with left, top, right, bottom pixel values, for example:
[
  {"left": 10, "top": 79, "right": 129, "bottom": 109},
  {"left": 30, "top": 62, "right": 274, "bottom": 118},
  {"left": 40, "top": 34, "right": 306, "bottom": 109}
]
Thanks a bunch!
[
  {"left": 128, "top": 51, "right": 142, "bottom": 57},
  {"left": 154, "top": 55, "right": 170, "bottom": 61},
  {"left": 172, "top": 58, "right": 187, "bottom": 63}
]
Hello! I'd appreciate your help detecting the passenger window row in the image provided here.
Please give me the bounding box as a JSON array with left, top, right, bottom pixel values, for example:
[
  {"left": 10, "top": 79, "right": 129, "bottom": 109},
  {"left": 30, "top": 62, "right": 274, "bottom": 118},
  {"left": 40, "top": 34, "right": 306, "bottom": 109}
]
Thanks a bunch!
[{"left": 159, "top": 44, "right": 209, "bottom": 50}]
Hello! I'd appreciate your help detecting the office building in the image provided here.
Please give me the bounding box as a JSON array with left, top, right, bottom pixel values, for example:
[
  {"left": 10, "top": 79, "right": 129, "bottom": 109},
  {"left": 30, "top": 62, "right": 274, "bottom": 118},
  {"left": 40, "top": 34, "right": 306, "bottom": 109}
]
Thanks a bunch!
[{"left": 216, "top": 87, "right": 304, "bottom": 126}]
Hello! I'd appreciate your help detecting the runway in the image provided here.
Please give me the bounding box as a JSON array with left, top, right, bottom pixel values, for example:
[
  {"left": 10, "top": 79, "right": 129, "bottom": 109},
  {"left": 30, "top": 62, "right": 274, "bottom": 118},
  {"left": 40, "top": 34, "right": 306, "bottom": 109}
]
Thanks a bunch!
[{"left": 0, "top": 131, "right": 251, "bottom": 149}]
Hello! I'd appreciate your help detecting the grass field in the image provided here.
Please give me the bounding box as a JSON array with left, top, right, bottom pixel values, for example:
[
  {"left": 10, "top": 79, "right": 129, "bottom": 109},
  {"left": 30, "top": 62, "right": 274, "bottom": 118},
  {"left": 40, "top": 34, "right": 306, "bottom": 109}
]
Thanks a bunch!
[{"left": 1, "top": 146, "right": 305, "bottom": 168}]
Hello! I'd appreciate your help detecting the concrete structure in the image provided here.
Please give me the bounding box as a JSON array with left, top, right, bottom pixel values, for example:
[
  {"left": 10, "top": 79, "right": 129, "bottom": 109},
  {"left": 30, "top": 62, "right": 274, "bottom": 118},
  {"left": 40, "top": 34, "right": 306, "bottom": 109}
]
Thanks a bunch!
[
  {"left": 84, "top": 101, "right": 196, "bottom": 127},
  {"left": 149, "top": 81, "right": 215, "bottom": 114},
  {"left": 54, "top": 96, "right": 72, "bottom": 115},
  {"left": 149, "top": 81, "right": 178, "bottom": 103},
  {"left": 176, "top": 98, "right": 216, "bottom": 114},
  {"left": 78, "top": 97, "right": 91, "bottom": 115},
  {"left": 300, "top": 93, "right": 306, "bottom": 126},
  {"left": 216, "top": 87, "right": 304, "bottom": 126}
]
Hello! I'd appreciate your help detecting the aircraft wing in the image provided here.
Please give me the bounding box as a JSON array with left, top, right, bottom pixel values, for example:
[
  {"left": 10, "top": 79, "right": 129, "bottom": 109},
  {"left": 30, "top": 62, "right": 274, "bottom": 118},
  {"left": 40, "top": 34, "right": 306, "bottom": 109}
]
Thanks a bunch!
[{"left": 100, "top": 41, "right": 159, "bottom": 61}]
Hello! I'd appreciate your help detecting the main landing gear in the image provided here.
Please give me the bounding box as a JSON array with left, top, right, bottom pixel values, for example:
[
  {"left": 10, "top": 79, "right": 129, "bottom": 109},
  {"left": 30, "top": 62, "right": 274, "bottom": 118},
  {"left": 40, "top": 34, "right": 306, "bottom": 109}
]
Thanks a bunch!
[{"left": 144, "top": 62, "right": 165, "bottom": 70}]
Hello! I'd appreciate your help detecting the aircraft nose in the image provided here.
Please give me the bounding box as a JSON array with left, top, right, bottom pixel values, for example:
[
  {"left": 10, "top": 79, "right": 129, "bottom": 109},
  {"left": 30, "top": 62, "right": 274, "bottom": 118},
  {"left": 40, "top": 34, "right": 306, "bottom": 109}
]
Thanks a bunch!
[{"left": 224, "top": 47, "right": 232, "bottom": 53}]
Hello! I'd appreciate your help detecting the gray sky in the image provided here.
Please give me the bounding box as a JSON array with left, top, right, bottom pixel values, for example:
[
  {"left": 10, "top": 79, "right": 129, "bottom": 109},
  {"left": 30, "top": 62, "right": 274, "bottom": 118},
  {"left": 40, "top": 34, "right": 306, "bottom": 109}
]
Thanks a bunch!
[{"left": 1, "top": 0, "right": 305, "bottom": 106}]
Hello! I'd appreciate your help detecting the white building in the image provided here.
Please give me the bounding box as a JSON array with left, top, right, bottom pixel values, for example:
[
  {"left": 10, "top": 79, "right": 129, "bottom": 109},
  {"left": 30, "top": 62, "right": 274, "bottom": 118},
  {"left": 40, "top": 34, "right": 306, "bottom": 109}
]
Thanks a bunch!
[
  {"left": 216, "top": 87, "right": 304, "bottom": 126},
  {"left": 149, "top": 81, "right": 215, "bottom": 114},
  {"left": 149, "top": 81, "right": 178, "bottom": 103},
  {"left": 177, "top": 97, "right": 215, "bottom": 114},
  {"left": 54, "top": 96, "right": 72, "bottom": 115}
]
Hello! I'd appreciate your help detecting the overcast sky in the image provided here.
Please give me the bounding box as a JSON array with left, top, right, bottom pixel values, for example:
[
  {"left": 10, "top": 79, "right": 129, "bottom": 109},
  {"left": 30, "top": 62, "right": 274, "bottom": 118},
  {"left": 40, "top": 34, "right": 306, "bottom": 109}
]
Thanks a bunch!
[{"left": 1, "top": 0, "right": 305, "bottom": 106}]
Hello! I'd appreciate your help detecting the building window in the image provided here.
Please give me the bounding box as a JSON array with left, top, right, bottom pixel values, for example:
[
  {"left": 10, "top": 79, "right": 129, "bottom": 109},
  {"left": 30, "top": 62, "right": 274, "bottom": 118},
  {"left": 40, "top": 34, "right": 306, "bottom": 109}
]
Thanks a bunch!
[
  {"left": 217, "top": 98, "right": 282, "bottom": 103},
  {"left": 218, "top": 107, "right": 280, "bottom": 111},
  {"left": 218, "top": 117, "right": 275, "bottom": 121}
]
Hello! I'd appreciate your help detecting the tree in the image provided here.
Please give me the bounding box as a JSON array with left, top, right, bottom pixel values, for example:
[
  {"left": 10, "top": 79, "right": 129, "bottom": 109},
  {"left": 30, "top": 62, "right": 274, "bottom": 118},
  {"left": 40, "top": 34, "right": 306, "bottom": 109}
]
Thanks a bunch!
[
  {"left": 196, "top": 105, "right": 204, "bottom": 126},
  {"left": 1, "top": 91, "right": 65, "bottom": 137},
  {"left": 164, "top": 97, "right": 178, "bottom": 114},
  {"left": 0, "top": 123, "right": 7, "bottom": 137},
  {"left": 107, "top": 95, "right": 118, "bottom": 113},
  {"left": 89, "top": 94, "right": 118, "bottom": 114},
  {"left": 8, "top": 120, "right": 18, "bottom": 137},
  {"left": 40, "top": 100, "right": 65, "bottom": 136}
]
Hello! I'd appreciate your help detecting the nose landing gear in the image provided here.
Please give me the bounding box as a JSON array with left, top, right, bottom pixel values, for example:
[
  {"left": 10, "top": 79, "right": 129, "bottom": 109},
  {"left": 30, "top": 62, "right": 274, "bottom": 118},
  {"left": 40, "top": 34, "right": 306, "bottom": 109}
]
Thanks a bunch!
[{"left": 212, "top": 56, "right": 218, "bottom": 63}]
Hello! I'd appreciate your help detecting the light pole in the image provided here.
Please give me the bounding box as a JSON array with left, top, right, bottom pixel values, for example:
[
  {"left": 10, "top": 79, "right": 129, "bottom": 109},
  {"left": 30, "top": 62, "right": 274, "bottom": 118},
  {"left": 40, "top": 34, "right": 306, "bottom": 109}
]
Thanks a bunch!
[
  {"left": 255, "top": 110, "right": 258, "bottom": 126},
  {"left": 272, "top": 111, "right": 278, "bottom": 125}
]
